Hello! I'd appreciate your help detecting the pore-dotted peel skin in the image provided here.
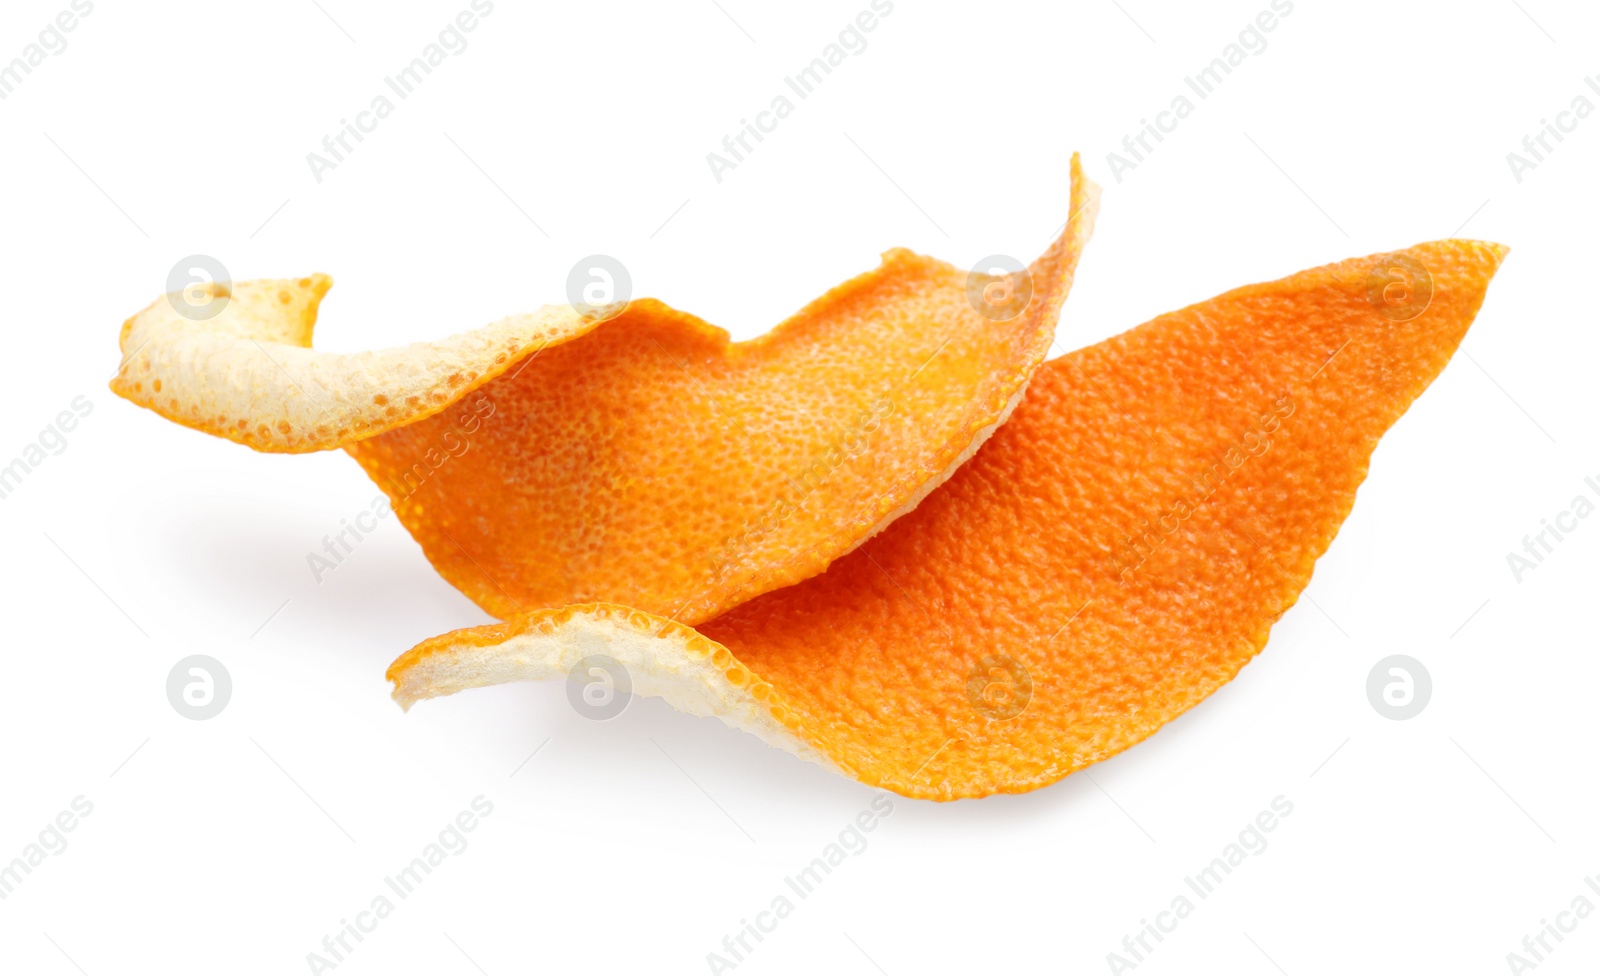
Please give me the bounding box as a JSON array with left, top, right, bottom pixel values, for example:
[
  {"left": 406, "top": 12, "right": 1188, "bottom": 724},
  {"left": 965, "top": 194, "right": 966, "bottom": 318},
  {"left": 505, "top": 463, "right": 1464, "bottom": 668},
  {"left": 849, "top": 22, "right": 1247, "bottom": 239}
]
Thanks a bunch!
[
  {"left": 344, "top": 159, "right": 1097, "bottom": 624},
  {"left": 388, "top": 239, "right": 1507, "bottom": 800},
  {"left": 111, "top": 159, "right": 1097, "bottom": 627}
]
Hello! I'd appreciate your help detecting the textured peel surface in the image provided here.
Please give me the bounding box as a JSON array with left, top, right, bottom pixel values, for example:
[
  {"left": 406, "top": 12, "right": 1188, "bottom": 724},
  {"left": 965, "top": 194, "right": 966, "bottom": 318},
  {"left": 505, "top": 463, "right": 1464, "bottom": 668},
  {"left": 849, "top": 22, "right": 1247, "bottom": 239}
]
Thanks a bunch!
[
  {"left": 113, "top": 160, "right": 1096, "bottom": 626},
  {"left": 389, "top": 240, "right": 1506, "bottom": 800},
  {"left": 345, "top": 159, "right": 1096, "bottom": 623}
]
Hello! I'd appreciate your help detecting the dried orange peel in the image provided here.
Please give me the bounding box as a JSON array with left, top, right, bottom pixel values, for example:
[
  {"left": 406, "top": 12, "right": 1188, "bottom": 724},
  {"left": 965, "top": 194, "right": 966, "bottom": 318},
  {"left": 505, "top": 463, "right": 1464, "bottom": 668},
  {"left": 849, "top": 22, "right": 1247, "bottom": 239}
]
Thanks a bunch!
[
  {"left": 388, "top": 240, "right": 1507, "bottom": 800},
  {"left": 112, "top": 158, "right": 1097, "bottom": 625},
  {"left": 111, "top": 275, "right": 597, "bottom": 453}
]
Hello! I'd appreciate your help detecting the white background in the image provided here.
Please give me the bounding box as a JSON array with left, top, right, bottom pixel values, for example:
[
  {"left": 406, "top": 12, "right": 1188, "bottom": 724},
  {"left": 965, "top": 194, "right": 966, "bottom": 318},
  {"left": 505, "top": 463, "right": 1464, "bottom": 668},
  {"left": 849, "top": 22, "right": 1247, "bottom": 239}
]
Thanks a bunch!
[{"left": 0, "top": 1, "right": 1595, "bottom": 973}]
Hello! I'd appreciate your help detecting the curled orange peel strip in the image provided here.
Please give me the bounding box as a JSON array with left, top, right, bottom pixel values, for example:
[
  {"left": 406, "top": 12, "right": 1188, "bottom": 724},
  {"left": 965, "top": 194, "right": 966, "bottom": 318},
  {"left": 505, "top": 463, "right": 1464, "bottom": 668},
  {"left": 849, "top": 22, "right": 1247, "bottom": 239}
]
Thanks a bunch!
[
  {"left": 111, "top": 275, "right": 595, "bottom": 452},
  {"left": 113, "top": 158, "right": 1097, "bottom": 625},
  {"left": 387, "top": 239, "right": 1508, "bottom": 800}
]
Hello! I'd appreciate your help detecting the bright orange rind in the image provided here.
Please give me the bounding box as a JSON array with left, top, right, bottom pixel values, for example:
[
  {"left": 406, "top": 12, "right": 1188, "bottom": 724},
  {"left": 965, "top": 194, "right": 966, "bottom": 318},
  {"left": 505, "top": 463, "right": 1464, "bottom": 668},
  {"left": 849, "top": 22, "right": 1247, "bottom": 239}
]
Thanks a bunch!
[
  {"left": 387, "top": 239, "right": 1507, "bottom": 799},
  {"left": 112, "top": 158, "right": 1098, "bottom": 625}
]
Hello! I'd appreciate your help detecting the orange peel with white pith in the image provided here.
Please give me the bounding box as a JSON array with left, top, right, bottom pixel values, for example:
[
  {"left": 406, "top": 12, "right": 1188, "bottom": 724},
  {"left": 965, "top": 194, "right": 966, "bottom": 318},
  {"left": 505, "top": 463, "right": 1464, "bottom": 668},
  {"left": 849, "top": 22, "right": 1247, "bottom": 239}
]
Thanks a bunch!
[
  {"left": 387, "top": 239, "right": 1508, "bottom": 800},
  {"left": 112, "top": 157, "right": 1098, "bottom": 625}
]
